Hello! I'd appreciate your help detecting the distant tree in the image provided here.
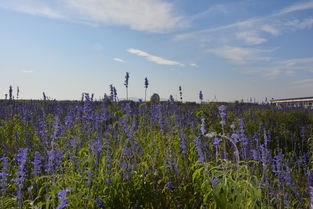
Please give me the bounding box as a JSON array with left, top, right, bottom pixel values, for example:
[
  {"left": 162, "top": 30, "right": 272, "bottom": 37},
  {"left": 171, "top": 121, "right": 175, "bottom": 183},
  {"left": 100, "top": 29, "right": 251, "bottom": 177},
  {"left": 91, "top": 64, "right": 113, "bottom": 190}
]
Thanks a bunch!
[
  {"left": 144, "top": 77, "right": 149, "bottom": 102},
  {"left": 124, "top": 72, "right": 129, "bottom": 100},
  {"left": 9, "top": 85, "right": 13, "bottom": 100}
]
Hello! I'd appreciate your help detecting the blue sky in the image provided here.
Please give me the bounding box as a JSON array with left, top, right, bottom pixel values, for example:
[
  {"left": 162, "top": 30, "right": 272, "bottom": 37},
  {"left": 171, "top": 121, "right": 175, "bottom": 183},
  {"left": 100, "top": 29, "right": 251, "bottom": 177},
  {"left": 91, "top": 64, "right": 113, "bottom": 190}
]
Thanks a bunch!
[{"left": 0, "top": 0, "right": 313, "bottom": 102}]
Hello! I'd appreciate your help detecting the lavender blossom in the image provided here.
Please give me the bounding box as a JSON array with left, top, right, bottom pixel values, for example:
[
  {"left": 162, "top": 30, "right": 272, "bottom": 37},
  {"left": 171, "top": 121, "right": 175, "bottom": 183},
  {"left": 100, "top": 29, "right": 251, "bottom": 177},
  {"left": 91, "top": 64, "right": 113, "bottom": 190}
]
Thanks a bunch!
[
  {"left": 193, "top": 137, "right": 204, "bottom": 162},
  {"left": 89, "top": 139, "right": 103, "bottom": 163},
  {"left": 45, "top": 150, "right": 55, "bottom": 174},
  {"left": 211, "top": 178, "right": 219, "bottom": 189},
  {"left": 0, "top": 157, "right": 11, "bottom": 196},
  {"left": 31, "top": 151, "right": 42, "bottom": 176},
  {"left": 166, "top": 182, "right": 175, "bottom": 190},
  {"left": 56, "top": 189, "right": 70, "bottom": 209},
  {"left": 12, "top": 148, "right": 29, "bottom": 207},
  {"left": 213, "top": 137, "right": 222, "bottom": 145}
]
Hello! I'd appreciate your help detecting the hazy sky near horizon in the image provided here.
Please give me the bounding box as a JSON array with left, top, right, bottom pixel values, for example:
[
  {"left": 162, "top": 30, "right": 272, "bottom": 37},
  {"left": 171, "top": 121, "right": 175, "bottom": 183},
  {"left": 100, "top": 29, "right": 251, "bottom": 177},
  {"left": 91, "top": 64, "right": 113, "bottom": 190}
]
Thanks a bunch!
[{"left": 1, "top": 0, "right": 313, "bottom": 102}]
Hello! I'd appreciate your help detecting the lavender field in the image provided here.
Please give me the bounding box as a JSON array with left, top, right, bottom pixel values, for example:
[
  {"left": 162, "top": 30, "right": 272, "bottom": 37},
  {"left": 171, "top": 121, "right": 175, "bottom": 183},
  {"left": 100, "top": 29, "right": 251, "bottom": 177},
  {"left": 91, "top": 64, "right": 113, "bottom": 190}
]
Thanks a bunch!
[{"left": 0, "top": 97, "right": 312, "bottom": 209}]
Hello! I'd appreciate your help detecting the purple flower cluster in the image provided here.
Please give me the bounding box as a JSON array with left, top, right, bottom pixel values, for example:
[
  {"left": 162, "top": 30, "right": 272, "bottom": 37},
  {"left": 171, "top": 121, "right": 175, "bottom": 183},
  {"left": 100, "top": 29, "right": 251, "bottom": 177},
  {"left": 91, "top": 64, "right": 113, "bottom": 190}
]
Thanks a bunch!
[
  {"left": 89, "top": 139, "right": 103, "bottom": 162},
  {"left": 12, "top": 148, "right": 29, "bottom": 207},
  {"left": 0, "top": 157, "right": 11, "bottom": 196},
  {"left": 193, "top": 137, "right": 204, "bottom": 162},
  {"left": 57, "top": 189, "right": 70, "bottom": 209},
  {"left": 31, "top": 151, "right": 42, "bottom": 176}
]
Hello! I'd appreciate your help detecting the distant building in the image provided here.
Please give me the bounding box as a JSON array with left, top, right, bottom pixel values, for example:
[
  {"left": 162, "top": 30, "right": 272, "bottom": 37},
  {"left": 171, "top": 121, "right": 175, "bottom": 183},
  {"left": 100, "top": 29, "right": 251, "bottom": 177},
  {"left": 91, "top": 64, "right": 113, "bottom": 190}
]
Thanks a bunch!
[{"left": 271, "top": 96, "right": 313, "bottom": 109}]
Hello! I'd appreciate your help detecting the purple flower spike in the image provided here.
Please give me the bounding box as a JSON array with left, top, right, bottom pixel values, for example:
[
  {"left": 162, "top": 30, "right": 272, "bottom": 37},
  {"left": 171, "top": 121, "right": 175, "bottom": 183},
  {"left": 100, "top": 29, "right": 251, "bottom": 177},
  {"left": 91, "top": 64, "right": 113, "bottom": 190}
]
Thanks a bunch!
[
  {"left": 57, "top": 189, "right": 70, "bottom": 209},
  {"left": 0, "top": 157, "right": 11, "bottom": 196}
]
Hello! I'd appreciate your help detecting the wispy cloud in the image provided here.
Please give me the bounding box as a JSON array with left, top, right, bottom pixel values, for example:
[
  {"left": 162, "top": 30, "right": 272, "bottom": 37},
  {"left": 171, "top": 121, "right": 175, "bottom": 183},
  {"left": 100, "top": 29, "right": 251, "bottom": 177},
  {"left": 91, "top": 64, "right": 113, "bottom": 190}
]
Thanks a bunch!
[
  {"left": 260, "top": 24, "right": 280, "bottom": 35},
  {"left": 238, "top": 56, "right": 313, "bottom": 79},
  {"left": 127, "top": 48, "right": 183, "bottom": 66},
  {"left": 285, "top": 17, "right": 313, "bottom": 30},
  {"left": 175, "top": 1, "right": 313, "bottom": 41},
  {"left": 208, "top": 46, "right": 271, "bottom": 64},
  {"left": 113, "top": 58, "right": 125, "bottom": 63},
  {"left": 276, "top": 1, "right": 313, "bottom": 15},
  {"left": 189, "top": 63, "right": 199, "bottom": 68},
  {"left": 236, "top": 31, "right": 267, "bottom": 45},
  {"left": 292, "top": 78, "right": 313, "bottom": 88},
  {"left": 0, "top": 0, "right": 188, "bottom": 33},
  {"left": 21, "top": 70, "right": 33, "bottom": 73}
]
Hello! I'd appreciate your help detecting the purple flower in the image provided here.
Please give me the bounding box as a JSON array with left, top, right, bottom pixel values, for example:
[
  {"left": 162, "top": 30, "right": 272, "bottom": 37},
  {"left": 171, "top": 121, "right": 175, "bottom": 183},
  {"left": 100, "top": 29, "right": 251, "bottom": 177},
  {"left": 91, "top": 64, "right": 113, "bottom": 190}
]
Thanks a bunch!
[
  {"left": 213, "top": 137, "right": 222, "bottom": 145},
  {"left": 45, "top": 150, "right": 54, "bottom": 174},
  {"left": 12, "top": 148, "right": 29, "bottom": 207},
  {"left": 166, "top": 182, "right": 175, "bottom": 190},
  {"left": 250, "top": 149, "right": 259, "bottom": 161},
  {"left": 31, "top": 151, "right": 42, "bottom": 176},
  {"left": 272, "top": 153, "right": 284, "bottom": 174},
  {"left": 45, "top": 149, "right": 63, "bottom": 174},
  {"left": 220, "top": 112, "right": 227, "bottom": 119},
  {"left": 218, "top": 105, "right": 227, "bottom": 112},
  {"left": 193, "top": 137, "right": 204, "bottom": 162},
  {"left": 57, "top": 189, "right": 70, "bottom": 209},
  {"left": 89, "top": 139, "right": 103, "bottom": 162},
  {"left": 0, "top": 157, "right": 11, "bottom": 196},
  {"left": 94, "top": 196, "right": 106, "bottom": 209},
  {"left": 211, "top": 178, "right": 219, "bottom": 189}
]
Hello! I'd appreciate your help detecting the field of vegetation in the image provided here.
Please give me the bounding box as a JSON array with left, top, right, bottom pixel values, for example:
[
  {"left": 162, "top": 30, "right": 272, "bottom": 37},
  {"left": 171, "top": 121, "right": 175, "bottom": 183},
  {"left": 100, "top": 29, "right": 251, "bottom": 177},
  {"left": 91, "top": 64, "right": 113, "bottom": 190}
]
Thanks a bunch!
[{"left": 0, "top": 97, "right": 312, "bottom": 208}]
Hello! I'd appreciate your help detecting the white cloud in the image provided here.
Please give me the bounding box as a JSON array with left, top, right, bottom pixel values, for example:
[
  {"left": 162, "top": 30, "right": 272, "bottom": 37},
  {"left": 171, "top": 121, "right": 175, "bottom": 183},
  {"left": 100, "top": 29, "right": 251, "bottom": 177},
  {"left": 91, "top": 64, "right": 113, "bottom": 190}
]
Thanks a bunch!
[
  {"left": 190, "top": 63, "right": 198, "bottom": 68},
  {"left": 113, "top": 58, "right": 125, "bottom": 63},
  {"left": 277, "top": 1, "right": 313, "bottom": 15},
  {"left": 175, "top": 1, "right": 313, "bottom": 41},
  {"left": 127, "top": 48, "right": 183, "bottom": 66},
  {"left": 0, "top": 0, "right": 187, "bottom": 33},
  {"left": 261, "top": 24, "right": 280, "bottom": 35},
  {"left": 285, "top": 17, "right": 313, "bottom": 30},
  {"left": 208, "top": 46, "right": 271, "bottom": 64},
  {"left": 21, "top": 70, "right": 33, "bottom": 73},
  {"left": 292, "top": 78, "right": 313, "bottom": 88},
  {"left": 236, "top": 31, "right": 267, "bottom": 45}
]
